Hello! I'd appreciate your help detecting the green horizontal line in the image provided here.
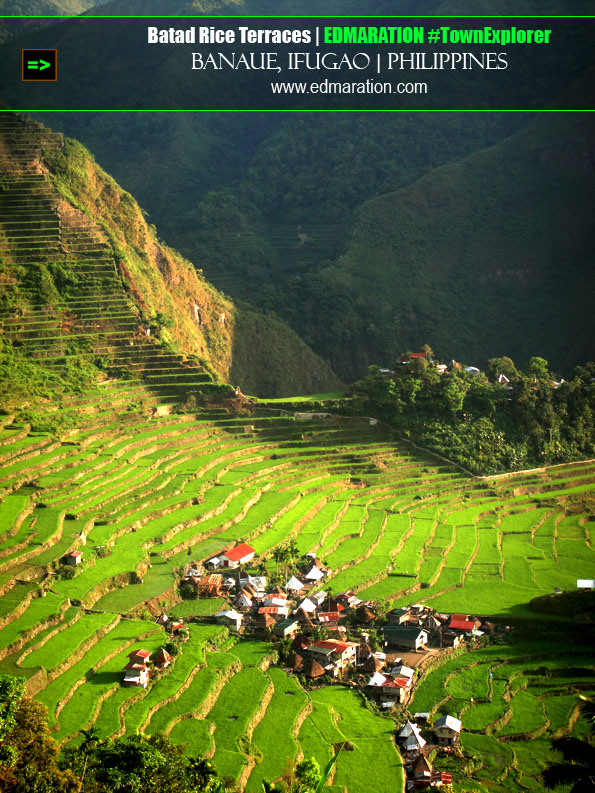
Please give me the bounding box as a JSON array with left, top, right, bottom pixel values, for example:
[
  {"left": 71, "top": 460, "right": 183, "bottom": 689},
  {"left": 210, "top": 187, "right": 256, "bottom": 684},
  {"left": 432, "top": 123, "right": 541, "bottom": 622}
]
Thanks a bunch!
[
  {"left": 15, "top": 109, "right": 593, "bottom": 113},
  {"left": 0, "top": 13, "right": 592, "bottom": 17}
]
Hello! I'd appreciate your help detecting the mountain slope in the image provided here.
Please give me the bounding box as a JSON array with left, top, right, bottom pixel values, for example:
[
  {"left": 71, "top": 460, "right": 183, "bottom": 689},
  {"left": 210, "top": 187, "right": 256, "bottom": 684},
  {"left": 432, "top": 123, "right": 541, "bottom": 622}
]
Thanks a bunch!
[
  {"left": 0, "top": 112, "right": 341, "bottom": 402},
  {"left": 324, "top": 103, "right": 595, "bottom": 375},
  {"left": 1, "top": 0, "right": 591, "bottom": 382}
]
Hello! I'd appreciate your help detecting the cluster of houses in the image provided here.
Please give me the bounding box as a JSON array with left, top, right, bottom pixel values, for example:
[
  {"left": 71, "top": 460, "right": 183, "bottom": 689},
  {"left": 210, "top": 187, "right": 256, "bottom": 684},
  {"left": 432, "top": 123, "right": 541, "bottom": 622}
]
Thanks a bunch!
[
  {"left": 122, "top": 541, "right": 491, "bottom": 785},
  {"left": 121, "top": 646, "right": 172, "bottom": 688},
  {"left": 180, "top": 542, "right": 367, "bottom": 641},
  {"left": 378, "top": 352, "right": 482, "bottom": 379},
  {"left": 180, "top": 543, "right": 491, "bottom": 705},
  {"left": 397, "top": 715, "right": 461, "bottom": 789},
  {"left": 383, "top": 604, "right": 489, "bottom": 653},
  {"left": 359, "top": 606, "right": 490, "bottom": 709}
]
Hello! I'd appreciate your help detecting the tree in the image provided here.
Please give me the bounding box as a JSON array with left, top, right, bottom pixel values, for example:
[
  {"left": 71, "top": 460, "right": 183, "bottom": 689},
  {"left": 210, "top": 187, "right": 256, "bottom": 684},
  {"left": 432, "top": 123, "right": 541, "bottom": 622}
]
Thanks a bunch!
[
  {"left": 179, "top": 580, "right": 197, "bottom": 600},
  {"left": 542, "top": 697, "right": 595, "bottom": 793},
  {"left": 526, "top": 356, "right": 550, "bottom": 381},
  {"left": 294, "top": 759, "right": 322, "bottom": 792},
  {"left": 441, "top": 376, "right": 466, "bottom": 420},
  {"left": 0, "top": 677, "right": 78, "bottom": 793},
  {"left": 272, "top": 546, "right": 284, "bottom": 574},
  {"left": 78, "top": 733, "right": 224, "bottom": 793},
  {"left": 487, "top": 355, "right": 518, "bottom": 381}
]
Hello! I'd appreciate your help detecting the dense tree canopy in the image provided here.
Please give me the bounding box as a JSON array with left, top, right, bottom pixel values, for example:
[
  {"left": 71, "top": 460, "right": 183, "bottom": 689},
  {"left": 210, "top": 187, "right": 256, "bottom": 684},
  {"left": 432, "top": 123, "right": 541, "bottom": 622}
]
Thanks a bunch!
[
  {"left": 342, "top": 357, "right": 595, "bottom": 475},
  {"left": 0, "top": 675, "right": 228, "bottom": 793}
]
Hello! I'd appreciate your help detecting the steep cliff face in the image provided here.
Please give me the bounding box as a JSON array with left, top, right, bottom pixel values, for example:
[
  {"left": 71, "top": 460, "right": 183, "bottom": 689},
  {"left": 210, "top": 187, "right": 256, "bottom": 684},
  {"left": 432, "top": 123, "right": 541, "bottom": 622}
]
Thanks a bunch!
[{"left": 0, "top": 112, "right": 341, "bottom": 402}]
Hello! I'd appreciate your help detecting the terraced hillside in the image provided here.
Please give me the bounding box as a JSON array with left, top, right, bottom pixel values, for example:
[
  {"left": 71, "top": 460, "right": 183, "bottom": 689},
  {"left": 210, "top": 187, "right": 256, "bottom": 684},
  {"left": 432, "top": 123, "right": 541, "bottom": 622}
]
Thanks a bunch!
[
  {"left": 1, "top": 111, "right": 594, "bottom": 792},
  {"left": 0, "top": 110, "right": 342, "bottom": 401},
  {"left": 0, "top": 110, "right": 233, "bottom": 407},
  {"left": 410, "top": 640, "right": 595, "bottom": 793},
  {"left": 0, "top": 382, "right": 594, "bottom": 784}
]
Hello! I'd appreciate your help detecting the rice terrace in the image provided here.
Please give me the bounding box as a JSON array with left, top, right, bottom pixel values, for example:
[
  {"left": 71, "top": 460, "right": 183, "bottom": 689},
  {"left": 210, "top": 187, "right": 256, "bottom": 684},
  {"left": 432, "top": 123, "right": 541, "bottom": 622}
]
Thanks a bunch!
[{"left": 0, "top": 112, "right": 594, "bottom": 793}]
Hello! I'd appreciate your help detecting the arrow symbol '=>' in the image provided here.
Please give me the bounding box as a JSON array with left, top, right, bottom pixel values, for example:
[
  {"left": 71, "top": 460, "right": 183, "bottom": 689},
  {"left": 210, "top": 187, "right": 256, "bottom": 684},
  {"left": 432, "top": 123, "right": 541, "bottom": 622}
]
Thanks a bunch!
[{"left": 27, "top": 59, "right": 50, "bottom": 70}]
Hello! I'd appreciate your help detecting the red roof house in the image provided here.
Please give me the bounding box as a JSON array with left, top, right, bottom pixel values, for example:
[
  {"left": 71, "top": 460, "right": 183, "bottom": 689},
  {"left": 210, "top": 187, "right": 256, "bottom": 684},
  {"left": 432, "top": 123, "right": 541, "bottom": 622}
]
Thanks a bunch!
[
  {"left": 317, "top": 611, "right": 343, "bottom": 623},
  {"left": 222, "top": 543, "right": 255, "bottom": 568},
  {"left": 122, "top": 663, "right": 148, "bottom": 688},
  {"left": 400, "top": 352, "right": 427, "bottom": 364},
  {"left": 449, "top": 618, "right": 479, "bottom": 632},
  {"left": 153, "top": 648, "right": 172, "bottom": 669},
  {"left": 309, "top": 640, "right": 357, "bottom": 667},
  {"left": 127, "top": 649, "right": 151, "bottom": 665}
]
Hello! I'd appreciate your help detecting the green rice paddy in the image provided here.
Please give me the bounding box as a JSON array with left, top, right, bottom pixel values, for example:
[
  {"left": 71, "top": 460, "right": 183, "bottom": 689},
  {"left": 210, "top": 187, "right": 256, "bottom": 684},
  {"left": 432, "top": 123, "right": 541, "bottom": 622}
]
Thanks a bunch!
[{"left": 0, "top": 380, "right": 594, "bottom": 791}]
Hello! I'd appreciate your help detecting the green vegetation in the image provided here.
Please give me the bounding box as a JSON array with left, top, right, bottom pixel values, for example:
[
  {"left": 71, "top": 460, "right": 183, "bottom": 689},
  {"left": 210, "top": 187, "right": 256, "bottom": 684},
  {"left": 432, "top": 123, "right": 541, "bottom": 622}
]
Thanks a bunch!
[
  {"left": 26, "top": 38, "right": 592, "bottom": 383},
  {"left": 411, "top": 642, "right": 595, "bottom": 793},
  {"left": 347, "top": 358, "right": 595, "bottom": 475},
  {"left": 0, "top": 100, "right": 594, "bottom": 793}
]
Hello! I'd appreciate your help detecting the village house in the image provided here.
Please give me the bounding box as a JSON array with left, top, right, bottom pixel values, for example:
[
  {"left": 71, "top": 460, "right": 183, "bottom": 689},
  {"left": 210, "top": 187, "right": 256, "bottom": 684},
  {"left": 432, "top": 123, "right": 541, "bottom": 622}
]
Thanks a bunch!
[
  {"left": 170, "top": 619, "right": 185, "bottom": 634},
  {"left": 384, "top": 626, "right": 428, "bottom": 651},
  {"left": 448, "top": 615, "right": 481, "bottom": 633},
  {"left": 336, "top": 591, "right": 362, "bottom": 609},
  {"left": 235, "top": 590, "right": 253, "bottom": 611},
  {"left": 433, "top": 714, "right": 462, "bottom": 746},
  {"left": 208, "top": 542, "right": 255, "bottom": 570},
  {"left": 216, "top": 609, "right": 243, "bottom": 633},
  {"left": 362, "top": 654, "right": 384, "bottom": 675},
  {"left": 127, "top": 649, "right": 151, "bottom": 666},
  {"left": 412, "top": 754, "right": 432, "bottom": 782},
  {"left": 408, "top": 755, "right": 453, "bottom": 790},
  {"left": 285, "top": 575, "right": 305, "bottom": 595},
  {"left": 221, "top": 542, "right": 256, "bottom": 569},
  {"left": 303, "top": 655, "right": 326, "bottom": 679},
  {"left": 65, "top": 550, "right": 82, "bottom": 565},
  {"left": 367, "top": 671, "right": 410, "bottom": 707},
  {"left": 309, "top": 590, "right": 327, "bottom": 608},
  {"left": 152, "top": 648, "right": 172, "bottom": 669},
  {"left": 387, "top": 606, "right": 411, "bottom": 625},
  {"left": 122, "top": 663, "right": 148, "bottom": 688},
  {"left": 397, "top": 721, "right": 426, "bottom": 753},
  {"left": 258, "top": 605, "right": 289, "bottom": 621},
  {"left": 122, "top": 648, "right": 152, "bottom": 688},
  {"left": 239, "top": 574, "right": 267, "bottom": 597},
  {"left": 304, "top": 565, "right": 325, "bottom": 583},
  {"left": 355, "top": 604, "right": 376, "bottom": 624},
  {"left": 440, "top": 629, "right": 461, "bottom": 648},
  {"left": 317, "top": 611, "right": 343, "bottom": 626},
  {"left": 399, "top": 352, "right": 428, "bottom": 365},
  {"left": 297, "top": 597, "right": 317, "bottom": 614},
  {"left": 295, "top": 609, "right": 315, "bottom": 633},
  {"left": 391, "top": 663, "right": 415, "bottom": 680},
  {"left": 275, "top": 617, "right": 299, "bottom": 638},
  {"left": 308, "top": 639, "right": 357, "bottom": 674},
  {"left": 195, "top": 573, "right": 223, "bottom": 597},
  {"left": 255, "top": 611, "right": 277, "bottom": 632},
  {"left": 262, "top": 595, "right": 288, "bottom": 609}
]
